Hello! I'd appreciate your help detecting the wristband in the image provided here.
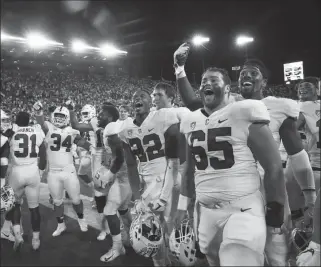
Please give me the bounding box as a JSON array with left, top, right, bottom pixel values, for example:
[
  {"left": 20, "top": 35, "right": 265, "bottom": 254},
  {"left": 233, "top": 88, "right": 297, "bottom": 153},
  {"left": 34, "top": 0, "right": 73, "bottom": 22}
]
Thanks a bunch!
[
  {"left": 177, "top": 194, "right": 191, "bottom": 211},
  {"left": 175, "top": 65, "right": 186, "bottom": 78},
  {"left": 265, "top": 201, "right": 284, "bottom": 228}
]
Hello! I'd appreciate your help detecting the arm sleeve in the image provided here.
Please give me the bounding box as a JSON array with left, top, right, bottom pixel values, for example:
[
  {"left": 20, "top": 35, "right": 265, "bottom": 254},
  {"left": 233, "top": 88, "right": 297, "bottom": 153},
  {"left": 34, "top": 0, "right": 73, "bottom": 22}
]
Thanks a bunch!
[
  {"left": 284, "top": 98, "right": 300, "bottom": 119},
  {"left": 249, "top": 100, "right": 271, "bottom": 123}
]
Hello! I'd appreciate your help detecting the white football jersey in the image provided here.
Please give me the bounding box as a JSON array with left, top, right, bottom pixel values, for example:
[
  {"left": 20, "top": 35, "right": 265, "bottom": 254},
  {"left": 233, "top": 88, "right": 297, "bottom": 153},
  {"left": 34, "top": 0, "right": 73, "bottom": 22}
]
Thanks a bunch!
[
  {"left": 180, "top": 100, "right": 270, "bottom": 202},
  {"left": 9, "top": 126, "right": 45, "bottom": 166},
  {"left": 119, "top": 108, "right": 179, "bottom": 176},
  {"left": 103, "top": 122, "right": 128, "bottom": 183},
  {"left": 262, "top": 96, "right": 300, "bottom": 148},
  {"left": 300, "top": 100, "right": 320, "bottom": 168},
  {"left": 45, "top": 121, "right": 80, "bottom": 169}
]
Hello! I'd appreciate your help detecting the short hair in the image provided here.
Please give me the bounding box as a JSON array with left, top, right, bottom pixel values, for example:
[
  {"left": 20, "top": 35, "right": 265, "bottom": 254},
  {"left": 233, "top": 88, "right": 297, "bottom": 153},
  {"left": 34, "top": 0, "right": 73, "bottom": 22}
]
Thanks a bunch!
[
  {"left": 119, "top": 105, "right": 130, "bottom": 113},
  {"left": 243, "top": 58, "right": 269, "bottom": 79},
  {"left": 101, "top": 104, "right": 119, "bottom": 122},
  {"left": 297, "top": 76, "right": 319, "bottom": 89},
  {"left": 16, "top": 111, "right": 30, "bottom": 126},
  {"left": 103, "top": 101, "right": 115, "bottom": 106},
  {"left": 154, "top": 82, "right": 176, "bottom": 103},
  {"left": 202, "top": 67, "right": 231, "bottom": 86}
]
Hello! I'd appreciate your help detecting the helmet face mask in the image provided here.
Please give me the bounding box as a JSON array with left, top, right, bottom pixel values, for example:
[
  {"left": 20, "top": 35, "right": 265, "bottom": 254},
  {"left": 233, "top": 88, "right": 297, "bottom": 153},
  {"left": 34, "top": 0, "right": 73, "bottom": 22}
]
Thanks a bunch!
[
  {"left": 291, "top": 228, "right": 313, "bottom": 254},
  {"left": 169, "top": 219, "right": 197, "bottom": 266},
  {"left": 81, "top": 105, "right": 96, "bottom": 121},
  {"left": 51, "top": 107, "right": 70, "bottom": 128},
  {"left": 130, "top": 211, "right": 164, "bottom": 258},
  {"left": 1, "top": 185, "right": 15, "bottom": 214}
]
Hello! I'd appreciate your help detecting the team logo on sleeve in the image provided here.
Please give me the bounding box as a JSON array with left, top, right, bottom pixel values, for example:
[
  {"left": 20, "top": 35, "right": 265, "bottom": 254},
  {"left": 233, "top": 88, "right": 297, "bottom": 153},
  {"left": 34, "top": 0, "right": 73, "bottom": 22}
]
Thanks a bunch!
[
  {"left": 128, "top": 130, "right": 133, "bottom": 137},
  {"left": 316, "top": 110, "right": 320, "bottom": 118},
  {"left": 138, "top": 129, "right": 142, "bottom": 134},
  {"left": 190, "top": 122, "right": 196, "bottom": 130}
]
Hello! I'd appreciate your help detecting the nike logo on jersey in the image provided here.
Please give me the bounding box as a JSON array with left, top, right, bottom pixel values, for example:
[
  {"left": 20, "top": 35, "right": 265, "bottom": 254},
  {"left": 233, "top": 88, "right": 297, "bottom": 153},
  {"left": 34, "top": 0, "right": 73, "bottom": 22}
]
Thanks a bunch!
[
  {"left": 240, "top": 208, "right": 252, "bottom": 212},
  {"left": 2, "top": 233, "right": 9, "bottom": 238},
  {"left": 218, "top": 119, "right": 228, "bottom": 123},
  {"left": 148, "top": 128, "right": 154, "bottom": 132}
]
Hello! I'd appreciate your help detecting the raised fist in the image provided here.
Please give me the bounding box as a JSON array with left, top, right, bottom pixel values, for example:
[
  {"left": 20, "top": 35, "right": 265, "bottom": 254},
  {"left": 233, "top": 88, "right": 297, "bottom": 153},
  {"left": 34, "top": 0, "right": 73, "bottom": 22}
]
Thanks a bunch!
[
  {"left": 33, "top": 101, "right": 43, "bottom": 116},
  {"left": 33, "top": 101, "right": 43, "bottom": 111},
  {"left": 173, "top": 42, "right": 191, "bottom": 68},
  {"left": 65, "top": 100, "right": 75, "bottom": 111}
]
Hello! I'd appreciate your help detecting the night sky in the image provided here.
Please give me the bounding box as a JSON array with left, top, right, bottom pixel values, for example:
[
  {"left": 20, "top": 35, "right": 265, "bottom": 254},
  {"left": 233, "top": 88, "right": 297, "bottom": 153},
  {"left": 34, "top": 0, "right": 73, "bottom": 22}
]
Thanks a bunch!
[{"left": 2, "top": 0, "right": 320, "bottom": 83}]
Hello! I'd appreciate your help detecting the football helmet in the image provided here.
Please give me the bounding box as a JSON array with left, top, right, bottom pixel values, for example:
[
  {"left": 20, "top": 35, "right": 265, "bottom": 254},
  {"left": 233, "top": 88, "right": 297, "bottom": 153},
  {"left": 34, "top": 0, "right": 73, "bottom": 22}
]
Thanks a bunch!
[
  {"left": 169, "top": 218, "right": 197, "bottom": 266},
  {"left": 1, "top": 109, "right": 12, "bottom": 133},
  {"left": 1, "top": 185, "right": 15, "bottom": 213},
  {"left": 291, "top": 227, "right": 313, "bottom": 255},
  {"left": 81, "top": 104, "right": 96, "bottom": 122},
  {"left": 51, "top": 106, "right": 70, "bottom": 128},
  {"left": 130, "top": 210, "right": 164, "bottom": 258}
]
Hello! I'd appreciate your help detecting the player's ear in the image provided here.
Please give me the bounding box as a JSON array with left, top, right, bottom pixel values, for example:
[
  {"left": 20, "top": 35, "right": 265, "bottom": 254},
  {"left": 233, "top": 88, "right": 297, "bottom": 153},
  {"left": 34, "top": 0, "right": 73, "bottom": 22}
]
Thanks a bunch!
[
  {"left": 262, "top": 78, "right": 267, "bottom": 88},
  {"left": 224, "top": 84, "right": 231, "bottom": 95}
]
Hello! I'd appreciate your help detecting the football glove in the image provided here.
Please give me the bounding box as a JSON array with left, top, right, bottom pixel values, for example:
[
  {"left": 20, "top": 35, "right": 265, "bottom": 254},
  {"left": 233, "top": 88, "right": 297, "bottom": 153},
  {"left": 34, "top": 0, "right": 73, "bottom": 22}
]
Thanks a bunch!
[
  {"left": 65, "top": 100, "right": 75, "bottom": 111},
  {"left": 134, "top": 199, "right": 148, "bottom": 214},
  {"left": 33, "top": 101, "right": 43, "bottom": 116},
  {"left": 173, "top": 42, "right": 191, "bottom": 69}
]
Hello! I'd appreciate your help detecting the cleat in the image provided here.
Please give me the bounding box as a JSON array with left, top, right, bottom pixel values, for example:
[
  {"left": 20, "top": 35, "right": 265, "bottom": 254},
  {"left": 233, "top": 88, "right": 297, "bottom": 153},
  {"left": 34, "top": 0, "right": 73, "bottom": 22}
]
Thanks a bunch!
[
  {"left": 1, "top": 230, "right": 15, "bottom": 242},
  {"left": 32, "top": 237, "right": 40, "bottom": 251},
  {"left": 97, "top": 231, "right": 107, "bottom": 241},
  {"left": 52, "top": 222, "right": 66, "bottom": 237},
  {"left": 13, "top": 235, "right": 24, "bottom": 252},
  {"left": 100, "top": 246, "right": 126, "bottom": 262},
  {"left": 78, "top": 218, "right": 88, "bottom": 232}
]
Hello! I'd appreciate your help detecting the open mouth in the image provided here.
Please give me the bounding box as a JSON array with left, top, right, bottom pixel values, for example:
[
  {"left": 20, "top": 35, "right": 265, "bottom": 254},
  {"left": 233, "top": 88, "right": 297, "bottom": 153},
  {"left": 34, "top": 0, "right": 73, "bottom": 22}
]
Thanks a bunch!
[
  {"left": 242, "top": 81, "right": 253, "bottom": 88},
  {"left": 204, "top": 89, "right": 215, "bottom": 96},
  {"left": 135, "top": 102, "right": 143, "bottom": 108}
]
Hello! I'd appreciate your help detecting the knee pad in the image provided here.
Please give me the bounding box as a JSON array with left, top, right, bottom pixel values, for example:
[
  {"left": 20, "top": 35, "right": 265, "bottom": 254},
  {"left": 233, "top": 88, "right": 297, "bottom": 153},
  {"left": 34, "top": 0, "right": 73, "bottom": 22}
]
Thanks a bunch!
[
  {"left": 78, "top": 174, "right": 92, "bottom": 184},
  {"left": 106, "top": 214, "right": 121, "bottom": 236},
  {"left": 29, "top": 206, "right": 41, "bottom": 232},
  {"left": 95, "top": 196, "right": 107, "bottom": 213},
  {"left": 53, "top": 198, "right": 63, "bottom": 206}
]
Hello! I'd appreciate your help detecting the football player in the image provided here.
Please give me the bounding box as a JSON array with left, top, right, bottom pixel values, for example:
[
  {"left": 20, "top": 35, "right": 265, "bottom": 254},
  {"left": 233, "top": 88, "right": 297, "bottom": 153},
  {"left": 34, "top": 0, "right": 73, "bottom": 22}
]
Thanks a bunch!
[
  {"left": 118, "top": 89, "right": 180, "bottom": 267},
  {"left": 173, "top": 43, "right": 316, "bottom": 266},
  {"left": 0, "top": 109, "right": 15, "bottom": 242},
  {"left": 67, "top": 102, "right": 111, "bottom": 240},
  {"left": 33, "top": 102, "right": 92, "bottom": 237},
  {"left": 175, "top": 67, "right": 285, "bottom": 266},
  {"left": 76, "top": 104, "right": 97, "bottom": 208},
  {"left": 297, "top": 77, "right": 320, "bottom": 192},
  {"left": 6, "top": 111, "right": 46, "bottom": 251},
  {"left": 92, "top": 104, "right": 132, "bottom": 262},
  {"left": 296, "top": 189, "right": 320, "bottom": 266}
]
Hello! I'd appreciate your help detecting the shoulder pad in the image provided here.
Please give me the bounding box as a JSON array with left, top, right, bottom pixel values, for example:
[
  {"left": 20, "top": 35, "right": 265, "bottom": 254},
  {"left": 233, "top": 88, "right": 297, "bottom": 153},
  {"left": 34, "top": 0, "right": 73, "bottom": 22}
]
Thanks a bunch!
[
  {"left": 104, "top": 122, "right": 121, "bottom": 137},
  {"left": 233, "top": 99, "right": 270, "bottom": 123}
]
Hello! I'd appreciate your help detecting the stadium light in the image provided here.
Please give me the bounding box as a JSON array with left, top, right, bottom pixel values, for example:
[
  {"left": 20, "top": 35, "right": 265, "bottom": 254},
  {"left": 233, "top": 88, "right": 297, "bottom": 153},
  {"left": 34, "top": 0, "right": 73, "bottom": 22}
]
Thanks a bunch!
[
  {"left": 100, "top": 43, "right": 128, "bottom": 57},
  {"left": 192, "top": 35, "right": 210, "bottom": 46},
  {"left": 71, "top": 40, "right": 93, "bottom": 53},
  {"left": 236, "top": 35, "right": 254, "bottom": 46},
  {"left": 1, "top": 32, "right": 26, "bottom": 42},
  {"left": 26, "top": 32, "right": 63, "bottom": 49}
]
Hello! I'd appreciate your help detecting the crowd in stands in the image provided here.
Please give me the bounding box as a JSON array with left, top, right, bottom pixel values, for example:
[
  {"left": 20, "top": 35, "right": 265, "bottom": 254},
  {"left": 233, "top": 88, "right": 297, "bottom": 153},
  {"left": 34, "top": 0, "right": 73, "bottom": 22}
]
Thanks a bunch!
[{"left": 1, "top": 68, "right": 296, "bottom": 120}]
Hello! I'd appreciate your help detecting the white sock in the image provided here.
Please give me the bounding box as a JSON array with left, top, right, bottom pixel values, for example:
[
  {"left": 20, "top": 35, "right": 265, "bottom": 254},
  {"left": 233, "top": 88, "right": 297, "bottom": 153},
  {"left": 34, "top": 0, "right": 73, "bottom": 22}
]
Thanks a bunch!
[
  {"left": 88, "top": 182, "right": 95, "bottom": 199},
  {"left": 32, "top": 231, "right": 40, "bottom": 239},
  {"left": 12, "top": 224, "right": 22, "bottom": 237},
  {"left": 112, "top": 234, "right": 122, "bottom": 250}
]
